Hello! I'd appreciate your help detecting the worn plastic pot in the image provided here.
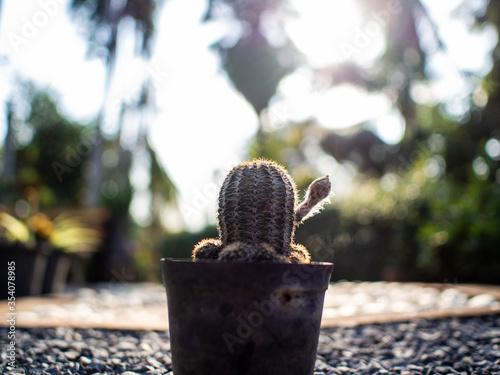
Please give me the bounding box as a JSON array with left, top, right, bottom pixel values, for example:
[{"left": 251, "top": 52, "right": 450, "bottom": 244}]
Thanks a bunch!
[
  {"left": 162, "top": 258, "right": 333, "bottom": 375},
  {"left": 42, "top": 250, "right": 72, "bottom": 294},
  {"left": 0, "top": 242, "right": 48, "bottom": 299}
]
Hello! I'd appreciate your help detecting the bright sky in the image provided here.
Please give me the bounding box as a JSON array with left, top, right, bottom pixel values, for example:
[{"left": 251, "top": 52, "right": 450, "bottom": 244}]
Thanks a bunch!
[{"left": 0, "top": 0, "right": 496, "bottom": 231}]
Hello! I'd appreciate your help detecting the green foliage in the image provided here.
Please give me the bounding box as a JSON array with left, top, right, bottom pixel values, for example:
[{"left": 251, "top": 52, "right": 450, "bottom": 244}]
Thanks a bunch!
[
  {"left": 13, "top": 89, "right": 88, "bottom": 207},
  {"left": 200, "top": 0, "right": 500, "bottom": 281},
  {"left": 159, "top": 226, "right": 219, "bottom": 259},
  {"left": 247, "top": 122, "right": 332, "bottom": 192},
  {"left": 247, "top": 129, "right": 289, "bottom": 165},
  {"left": 70, "top": 0, "right": 161, "bottom": 58},
  {"left": 308, "top": 104, "right": 500, "bottom": 282},
  {"left": 416, "top": 177, "right": 500, "bottom": 283},
  {"left": 0, "top": 211, "right": 102, "bottom": 253}
]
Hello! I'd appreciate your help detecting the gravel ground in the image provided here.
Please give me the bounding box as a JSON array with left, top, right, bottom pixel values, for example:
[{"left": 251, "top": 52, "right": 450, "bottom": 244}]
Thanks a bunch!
[
  {"left": 323, "top": 282, "right": 499, "bottom": 318},
  {"left": 1, "top": 314, "right": 499, "bottom": 375}
]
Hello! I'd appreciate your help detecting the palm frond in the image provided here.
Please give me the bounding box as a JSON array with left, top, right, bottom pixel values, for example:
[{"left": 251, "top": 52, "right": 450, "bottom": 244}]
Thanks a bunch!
[
  {"left": 0, "top": 212, "right": 30, "bottom": 244},
  {"left": 50, "top": 214, "right": 103, "bottom": 252}
]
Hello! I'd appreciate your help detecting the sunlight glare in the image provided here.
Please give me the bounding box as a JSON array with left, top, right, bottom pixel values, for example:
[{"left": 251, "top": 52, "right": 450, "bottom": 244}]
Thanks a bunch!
[
  {"left": 272, "top": 73, "right": 393, "bottom": 133},
  {"left": 374, "top": 110, "right": 405, "bottom": 145},
  {"left": 285, "top": 0, "right": 362, "bottom": 67},
  {"left": 314, "top": 85, "right": 391, "bottom": 129}
]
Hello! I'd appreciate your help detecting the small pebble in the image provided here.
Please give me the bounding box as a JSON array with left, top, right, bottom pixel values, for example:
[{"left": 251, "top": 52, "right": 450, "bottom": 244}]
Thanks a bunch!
[
  {"left": 116, "top": 341, "right": 137, "bottom": 351},
  {"left": 80, "top": 356, "right": 92, "bottom": 365},
  {"left": 63, "top": 350, "right": 80, "bottom": 361},
  {"left": 467, "top": 294, "right": 497, "bottom": 308},
  {"left": 337, "top": 366, "right": 352, "bottom": 372}
]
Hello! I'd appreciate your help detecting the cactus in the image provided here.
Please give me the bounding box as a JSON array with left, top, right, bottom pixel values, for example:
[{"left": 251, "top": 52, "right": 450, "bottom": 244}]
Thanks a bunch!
[{"left": 192, "top": 159, "right": 331, "bottom": 263}]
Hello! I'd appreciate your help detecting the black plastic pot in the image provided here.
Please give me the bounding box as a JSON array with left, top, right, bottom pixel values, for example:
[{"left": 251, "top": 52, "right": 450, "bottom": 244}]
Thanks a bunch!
[
  {"left": 162, "top": 258, "right": 333, "bottom": 375},
  {"left": 0, "top": 242, "right": 48, "bottom": 299},
  {"left": 42, "top": 250, "right": 72, "bottom": 294}
]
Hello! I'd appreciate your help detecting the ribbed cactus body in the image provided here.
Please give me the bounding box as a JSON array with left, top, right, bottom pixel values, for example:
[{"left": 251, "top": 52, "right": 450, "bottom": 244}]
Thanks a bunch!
[
  {"left": 217, "top": 160, "right": 297, "bottom": 255},
  {"left": 192, "top": 159, "right": 331, "bottom": 263}
]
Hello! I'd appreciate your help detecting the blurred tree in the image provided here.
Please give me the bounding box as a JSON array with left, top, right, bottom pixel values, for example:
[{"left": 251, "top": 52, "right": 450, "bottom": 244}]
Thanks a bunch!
[
  {"left": 204, "top": 0, "right": 500, "bottom": 282},
  {"left": 68, "top": 1, "right": 180, "bottom": 281},
  {"left": 317, "top": 0, "right": 435, "bottom": 176},
  {"left": 0, "top": 80, "right": 178, "bottom": 281},
  {"left": 0, "top": 0, "right": 3, "bottom": 44},
  {"left": 6, "top": 86, "right": 88, "bottom": 208},
  {"left": 203, "top": 0, "right": 435, "bottom": 171},
  {"left": 415, "top": 0, "right": 500, "bottom": 282},
  {"left": 85, "top": 79, "right": 177, "bottom": 281},
  {"left": 0, "top": 0, "right": 12, "bottom": 202},
  {"left": 104, "top": 82, "right": 177, "bottom": 281},
  {"left": 204, "top": 0, "right": 299, "bottom": 155},
  {"left": 69, "top": 0, "right": 163, "bottom": 207},
  {"left": 0, "top": 100, "right": 15, "bottom": 205}
]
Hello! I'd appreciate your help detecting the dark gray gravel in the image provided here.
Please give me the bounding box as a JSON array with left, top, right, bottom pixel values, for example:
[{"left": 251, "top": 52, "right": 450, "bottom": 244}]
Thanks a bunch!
[{"left": 1, "top": 314, "right": 499, "bottom": 374}]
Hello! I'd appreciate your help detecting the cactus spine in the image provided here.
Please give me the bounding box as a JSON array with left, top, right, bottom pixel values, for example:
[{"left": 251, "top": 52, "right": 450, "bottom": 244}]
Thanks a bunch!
[{"left": 192, "top": 159, "right": 331, "bottom": 263}]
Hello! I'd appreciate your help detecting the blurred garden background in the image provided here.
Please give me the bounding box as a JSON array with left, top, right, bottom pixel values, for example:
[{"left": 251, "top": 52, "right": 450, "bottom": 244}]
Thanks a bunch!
[{"left": 1, "top": 0, "right": 500, "bottom": 296}]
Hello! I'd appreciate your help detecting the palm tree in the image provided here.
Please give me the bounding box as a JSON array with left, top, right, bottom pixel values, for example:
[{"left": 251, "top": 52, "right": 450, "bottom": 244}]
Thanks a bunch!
[
  {"left": 204, "top": 0, "right": 443, "bottom": 173},
  {"left": 0, "top": 0, "right": 3, "bottom": 35},
  {"left": 115, "top": 80, "right": 177, "bottom": 227},
  {"left": 69, "top": 0, "right": 176, "bottom": 280},
  {"left": 318, "top": 1, "right": 436, "bottom": 165},
  {"left": 0, "top": 0, "right": 15, "bottom": 206},
  {"left": 204, "top": 0, "right": 299, "bottom": 157},
  {"left": 0, "top": 0, "right": 3, "bottom": 42},
  {"left": 69, "top": 0, "right": 161, "bottom": 207},
  {"left": 0, "top": 100, "right": 15, "bottom": 206}
]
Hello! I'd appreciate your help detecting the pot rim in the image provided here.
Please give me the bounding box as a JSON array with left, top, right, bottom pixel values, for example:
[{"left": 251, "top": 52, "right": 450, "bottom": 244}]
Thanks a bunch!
[
  {"left": 161, "top": 258, "right": 334, "bottom": 292},
  {"left": 161, "top": 257, "right": 333, "bottom": 266}
]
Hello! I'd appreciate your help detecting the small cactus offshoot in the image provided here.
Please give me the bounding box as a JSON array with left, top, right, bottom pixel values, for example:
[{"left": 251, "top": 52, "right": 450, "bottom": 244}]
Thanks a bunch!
[{"left": 192, "top": 159, "right": 331, "bottom": 263}]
